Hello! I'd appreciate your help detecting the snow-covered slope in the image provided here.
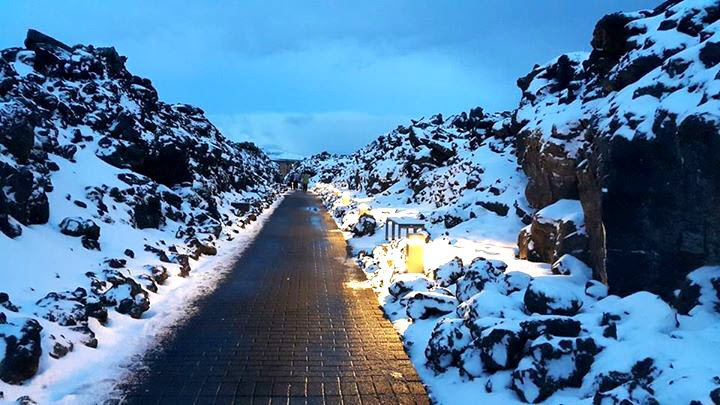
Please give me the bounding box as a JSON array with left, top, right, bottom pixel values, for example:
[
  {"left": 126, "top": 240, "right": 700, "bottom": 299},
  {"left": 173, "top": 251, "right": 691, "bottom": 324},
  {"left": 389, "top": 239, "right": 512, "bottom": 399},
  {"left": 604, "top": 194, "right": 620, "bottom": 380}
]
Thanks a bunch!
[
  {"left": 295, "top": 108, "right": 531, "bottom": 231},
  {"left": 300, "top": 1, "right": 720, "bottom": 402},
  {"left": 0, "top": 30, "right": 280, "bottom": 402}
]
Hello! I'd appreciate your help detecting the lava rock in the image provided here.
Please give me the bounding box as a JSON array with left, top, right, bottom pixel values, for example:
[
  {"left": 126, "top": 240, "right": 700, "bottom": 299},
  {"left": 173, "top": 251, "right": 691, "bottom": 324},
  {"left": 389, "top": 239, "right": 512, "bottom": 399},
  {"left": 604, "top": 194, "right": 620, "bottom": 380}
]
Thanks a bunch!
[
  {"left": 512, "top": 336, "right": 600, "bottom": 403},
  {"left": 403, "top": 291, "right": 459, "bottom": 320},
  {"left": 388, "top": 274, "right": 435, "bottom": 299},
  {"left": 524, "top": 278, "right": 584, "bottom": 316},
  {"left": 425, "top": 318, "right": 473, "bottom": 372},
  {"left": 59, "top": 217, "right": 100, "bottom": 240},
  {"left": 0, "top": 319, "right": 43, "bottom": 384},
  {"left": 479, "top": 327, "right": 525, "bottom": 371},
  {"left": 351, "top": 213, "right": 377, "bottom": 237},
  {"left": 430, "top": 257, "right": 464, "bottom": 287}
]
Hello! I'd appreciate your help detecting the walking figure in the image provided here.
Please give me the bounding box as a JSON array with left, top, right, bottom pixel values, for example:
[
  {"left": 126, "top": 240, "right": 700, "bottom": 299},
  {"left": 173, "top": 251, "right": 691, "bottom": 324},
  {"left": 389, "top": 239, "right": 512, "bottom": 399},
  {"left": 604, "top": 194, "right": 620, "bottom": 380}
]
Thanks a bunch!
[
  {"left": 301, "top": 172, "right": 310, "bottom": 192},
  {"left": 292, "top": 172, "right": 301, "bottom": 191}
]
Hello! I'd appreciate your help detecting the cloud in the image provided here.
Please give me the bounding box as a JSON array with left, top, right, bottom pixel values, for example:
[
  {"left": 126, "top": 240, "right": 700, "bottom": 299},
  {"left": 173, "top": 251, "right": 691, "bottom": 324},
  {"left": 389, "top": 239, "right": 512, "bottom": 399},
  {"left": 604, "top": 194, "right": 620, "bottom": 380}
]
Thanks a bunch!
[
  {"left": 209, "top": 111, "right": 407, "bottom": 156},
  {"left": 0, "top": 0, "right": 660, "bottom": 155}
]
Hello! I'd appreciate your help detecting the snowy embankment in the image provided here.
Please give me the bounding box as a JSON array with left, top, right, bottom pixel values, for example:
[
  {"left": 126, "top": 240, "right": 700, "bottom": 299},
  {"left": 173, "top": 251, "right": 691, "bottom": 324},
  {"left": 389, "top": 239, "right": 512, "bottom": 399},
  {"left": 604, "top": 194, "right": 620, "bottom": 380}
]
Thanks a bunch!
[
  {"left": 2, "top": 196, "right": 283, "bottom": 404},
  {"left": 294, "top": 0, "right": 720, "bottom": 401},
  {"left": 315, "top": 183, "right": 720, "bottom": 404},
  {"left": 0, "top": 30, "right": 282, "bottom": 403}
]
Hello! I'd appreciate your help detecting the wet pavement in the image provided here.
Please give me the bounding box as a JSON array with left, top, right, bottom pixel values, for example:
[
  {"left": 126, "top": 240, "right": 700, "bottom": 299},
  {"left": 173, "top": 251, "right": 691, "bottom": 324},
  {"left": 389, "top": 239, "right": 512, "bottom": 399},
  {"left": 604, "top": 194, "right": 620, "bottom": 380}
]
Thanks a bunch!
[{"left": 120, "top": 191, "right": 429, "bottom": 405}]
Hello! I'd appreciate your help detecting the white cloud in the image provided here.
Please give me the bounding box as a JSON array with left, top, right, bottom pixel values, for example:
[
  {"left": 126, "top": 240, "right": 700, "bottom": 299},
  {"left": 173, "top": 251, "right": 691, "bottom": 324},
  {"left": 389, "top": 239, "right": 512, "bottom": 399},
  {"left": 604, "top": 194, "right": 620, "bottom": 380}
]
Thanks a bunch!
[{"left": 209, "top": 111, "right": 408, "bottom": 156}]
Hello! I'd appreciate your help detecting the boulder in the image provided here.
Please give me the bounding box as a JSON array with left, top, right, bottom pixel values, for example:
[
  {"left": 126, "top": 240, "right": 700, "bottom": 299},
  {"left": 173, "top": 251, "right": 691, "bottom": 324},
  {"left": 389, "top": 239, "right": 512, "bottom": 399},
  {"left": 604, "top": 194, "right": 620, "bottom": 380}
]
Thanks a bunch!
[
  {"left": 512, "top": 336, "right": 600, "bottom": 403},
  {"left": 388, "top": 273, "right": 435, "bottom": 299},
  {"left": 403, "top": 291, "right": 459, "bottom": 320},
  {"left": 425, "top": 318, "right": 473, "bottom": 372},
  {"left": 59, "top": 217, "right": 100, "bottom": 240},
  {"left": 0, "top": 103, "right": 35, "bottom": 163},
  {"left": 456, "top": 257, "right": 507, "bottom": 302},
  {"left": 0, "top": 319, "right": 43, "bottom": 384},
  {"left": 517, "top": 199, "right": 588, "bottom": 265},
  {"left": 478, "top": 327, "right": 525, "bottom": 371},
  {"left": 351, "top": 213, "right": 377, "bottom": 237},
  {"left": 101, "top": 276, "right": 150, "bottom": 319},
  {"left": 592, "top": 358, "right": 659, "bottom": 404},
  {"left": 429, "top": 257, "right": 464, "bottom": 287},
  {"left": 673, "top": 266, "right": 720, "bottom": 315},
  {"left": 0, "top": 164, "right": 49, "bottom": 226},
  {"left": 133, "top": 193, "right": 163, "bottom": 229},
  {"left": 524, "top": 278, "right": 584, "bottom": 316}
]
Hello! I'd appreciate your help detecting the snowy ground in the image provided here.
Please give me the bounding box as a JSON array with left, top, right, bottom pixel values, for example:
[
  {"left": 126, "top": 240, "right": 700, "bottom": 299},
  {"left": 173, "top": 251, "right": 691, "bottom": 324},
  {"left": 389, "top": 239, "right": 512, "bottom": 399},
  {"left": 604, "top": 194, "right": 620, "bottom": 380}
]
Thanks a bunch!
[
  {"left": 314, "top": 184, "right": 720, "bottom": 404},
  {"left": 0, "top": 195, "right": 284, "bottom": 404}
]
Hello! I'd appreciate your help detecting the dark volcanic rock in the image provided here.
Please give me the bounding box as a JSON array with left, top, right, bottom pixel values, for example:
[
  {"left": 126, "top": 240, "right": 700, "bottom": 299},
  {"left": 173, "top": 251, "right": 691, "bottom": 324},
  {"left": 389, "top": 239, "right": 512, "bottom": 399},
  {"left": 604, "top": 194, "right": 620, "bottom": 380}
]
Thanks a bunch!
[
  {"left": 514, "top": 1, "right": 720, "bottom": 297},
  {"left": 425, "top": 318, "right": 473, "bottom": 372},
  {"left": 351, "top": 213, "right": 377, "bottom": 237},
  {"left": 0, "top": 319, "right": 42, "bottom": 384},
  {"left": 59, "top": 217, "right": 100, "bottom": 240}
]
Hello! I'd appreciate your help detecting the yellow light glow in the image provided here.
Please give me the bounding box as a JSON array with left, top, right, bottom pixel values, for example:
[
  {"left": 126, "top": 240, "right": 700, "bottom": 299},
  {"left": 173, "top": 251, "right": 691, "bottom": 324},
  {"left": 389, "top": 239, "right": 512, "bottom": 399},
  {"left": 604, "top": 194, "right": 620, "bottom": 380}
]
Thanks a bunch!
[{"left": 405, "top": 233, "right": 426, "bottom": 274}]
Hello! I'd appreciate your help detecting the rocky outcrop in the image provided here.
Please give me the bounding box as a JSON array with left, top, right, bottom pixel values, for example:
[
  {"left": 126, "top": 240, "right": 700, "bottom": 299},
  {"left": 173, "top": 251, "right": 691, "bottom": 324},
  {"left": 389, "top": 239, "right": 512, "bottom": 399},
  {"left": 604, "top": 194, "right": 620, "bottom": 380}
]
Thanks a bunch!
[
  {"left": 293, "top": 109, "right": 531, "bottom": 229},
  {"left": 0, "top": 29, "right": 280, "bottom": 385},
  {"left": 517, "top": 199, "right": 588, "bottom": 264},
  {"left": 0, "top": 319, "right": 43, "bottom": 384},
  {"left": 515, "top": 0, "right": 720, "bottom": 296}
]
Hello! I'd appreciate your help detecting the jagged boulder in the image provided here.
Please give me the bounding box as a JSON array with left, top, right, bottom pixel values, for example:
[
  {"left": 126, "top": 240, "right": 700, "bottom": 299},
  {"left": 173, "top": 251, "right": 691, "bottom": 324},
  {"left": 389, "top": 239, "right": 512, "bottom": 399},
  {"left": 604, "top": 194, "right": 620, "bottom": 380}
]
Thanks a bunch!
[
  {"left": 478, "top": 327, "right": 525, "bottom": 371},
  {"left": 517, "top": 199, "right": 588, "bottom": 265},
  {"left": 456, "top": 257, "right": 507, "bottom": 302},
  {"left": 0, "top": 319, "right": 43, "bottom": 384},
  {"left": 524, "top": 278, "right": 584, "bottom": 316},
  {"left": 512, "top": 336, "right": 601, "bottom": 403},
  {"left": 388, "top": 273, "right": 435, "bottom": 299},
  {"left": 429, "top": 257, "right": 464, "bottom": 287},
  {"left": 425, "top": 318, "right": 473, "bottom": 372},
  {"left": 403, "top": 291, "right": 459, "bottom": 320},
  {"left": 59, "top": 217, "right": 101, "bottom": 240},
  {"left": 351, "top": 213, "right": 377, "bottom": 237}
]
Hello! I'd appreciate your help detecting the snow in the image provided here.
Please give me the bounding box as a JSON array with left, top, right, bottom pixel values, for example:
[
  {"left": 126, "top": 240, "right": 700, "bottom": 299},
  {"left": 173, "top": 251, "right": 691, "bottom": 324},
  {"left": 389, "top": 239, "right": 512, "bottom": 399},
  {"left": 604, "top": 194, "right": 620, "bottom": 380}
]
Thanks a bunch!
[
  {"left": 0, "top": 196, "right": 283, "bottom": 404},
  {"left": 308, "top": 122, "right": 720, "bottom": 403},
  {"left": 535, "top": 199, "right": 584, "bottom": 228}
]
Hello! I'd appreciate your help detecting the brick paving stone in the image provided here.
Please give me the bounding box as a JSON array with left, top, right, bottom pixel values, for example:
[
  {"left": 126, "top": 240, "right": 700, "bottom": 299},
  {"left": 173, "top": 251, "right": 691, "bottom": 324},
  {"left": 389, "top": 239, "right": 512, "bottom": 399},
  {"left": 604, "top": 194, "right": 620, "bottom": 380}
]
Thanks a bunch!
[{"left": 119, "top": 192, "right": 429, "bottom": 404}]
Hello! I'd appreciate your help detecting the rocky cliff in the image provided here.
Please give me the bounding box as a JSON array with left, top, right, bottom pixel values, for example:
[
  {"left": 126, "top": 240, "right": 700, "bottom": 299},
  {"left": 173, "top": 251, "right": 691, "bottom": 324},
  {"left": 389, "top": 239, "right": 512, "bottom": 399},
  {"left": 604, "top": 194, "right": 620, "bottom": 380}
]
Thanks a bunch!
[{"left": 515, "top": 0, "right": 720, "bottom": 296}]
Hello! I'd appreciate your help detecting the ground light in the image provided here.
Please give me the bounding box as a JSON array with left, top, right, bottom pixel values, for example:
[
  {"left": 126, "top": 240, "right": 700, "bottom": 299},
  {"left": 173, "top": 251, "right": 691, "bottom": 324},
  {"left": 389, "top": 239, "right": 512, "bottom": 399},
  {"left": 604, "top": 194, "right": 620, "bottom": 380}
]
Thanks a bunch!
[{"left": 405, "top": 232, "right": 426, "bottom": 274}]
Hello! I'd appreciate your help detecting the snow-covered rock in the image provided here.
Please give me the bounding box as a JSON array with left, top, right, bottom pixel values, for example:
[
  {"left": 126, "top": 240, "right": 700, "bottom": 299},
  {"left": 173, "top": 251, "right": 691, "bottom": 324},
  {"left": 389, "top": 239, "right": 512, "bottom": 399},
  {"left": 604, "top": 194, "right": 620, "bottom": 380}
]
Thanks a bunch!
[
  {"left": 0, "top": 29, "right": 280, "bottom": 391},
  {"left": 524, "top": 277, "right": 584, "bottom": 316},
  {"left": 425, "top": 318, "right": 473, "bottom": 372},
  {"left": 388, "top": 273, "right": 435, "bottom": 299},
  {"left": 429, "top": 257, "right": 464, "bottom": 287},
  {"left": 403, "top": 291, "right": 459, "bottom": 320},
  {"left": 516, "top": 0, "right": 720, "bottom": 296}
]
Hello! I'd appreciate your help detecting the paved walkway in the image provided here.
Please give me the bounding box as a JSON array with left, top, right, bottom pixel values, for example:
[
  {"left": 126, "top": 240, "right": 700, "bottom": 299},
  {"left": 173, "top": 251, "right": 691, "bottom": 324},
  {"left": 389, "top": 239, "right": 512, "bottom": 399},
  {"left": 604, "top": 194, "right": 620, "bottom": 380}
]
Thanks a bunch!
[{"left": 120, "top": 192, "right": 428, "bottom": 405}]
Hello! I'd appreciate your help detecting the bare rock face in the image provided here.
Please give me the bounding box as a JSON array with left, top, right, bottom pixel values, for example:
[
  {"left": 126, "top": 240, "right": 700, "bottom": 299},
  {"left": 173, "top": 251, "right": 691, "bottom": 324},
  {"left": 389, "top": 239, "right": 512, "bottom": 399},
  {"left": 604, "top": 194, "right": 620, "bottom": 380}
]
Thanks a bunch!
[
  {"left": 580, "top": 115, "right": 720, "bottom": 296},
  {"left": 515, "top": 1, "right": 720, "bottom": 297},
  {"left": 517, "top": 199, "right": 588, "bottom": 265}
]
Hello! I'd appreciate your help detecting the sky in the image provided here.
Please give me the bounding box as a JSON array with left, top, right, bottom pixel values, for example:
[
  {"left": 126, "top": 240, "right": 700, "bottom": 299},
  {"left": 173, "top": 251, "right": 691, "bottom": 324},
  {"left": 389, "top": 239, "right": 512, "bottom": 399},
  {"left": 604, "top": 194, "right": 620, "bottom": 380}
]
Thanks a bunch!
[{"left": 0, "top": 1, "right": 658, "bottom": 157}]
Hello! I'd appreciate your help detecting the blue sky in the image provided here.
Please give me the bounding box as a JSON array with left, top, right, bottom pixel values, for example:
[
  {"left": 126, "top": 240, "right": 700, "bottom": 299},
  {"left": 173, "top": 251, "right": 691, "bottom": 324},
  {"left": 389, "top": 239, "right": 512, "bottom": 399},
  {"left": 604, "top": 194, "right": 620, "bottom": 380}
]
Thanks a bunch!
[{"left": 0, "top": 1, "right": 658, "bottom": 156}]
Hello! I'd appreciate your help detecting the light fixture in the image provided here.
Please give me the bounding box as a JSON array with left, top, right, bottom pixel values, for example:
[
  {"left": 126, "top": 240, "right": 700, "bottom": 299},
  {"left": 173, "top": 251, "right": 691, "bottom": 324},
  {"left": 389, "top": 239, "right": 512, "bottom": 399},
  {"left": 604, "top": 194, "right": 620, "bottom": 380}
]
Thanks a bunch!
[{"left": 405, "top": 232, "right": 426, "bottom": 274}]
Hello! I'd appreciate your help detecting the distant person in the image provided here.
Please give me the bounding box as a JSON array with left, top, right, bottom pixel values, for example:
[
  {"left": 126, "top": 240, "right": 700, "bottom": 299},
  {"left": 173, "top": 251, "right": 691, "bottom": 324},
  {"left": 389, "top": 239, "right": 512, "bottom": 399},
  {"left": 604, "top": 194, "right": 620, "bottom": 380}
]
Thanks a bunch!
[
  {"left": 292, "top": 172, "right": 301, "bottom": 191},
  {"left": 301, "top": 173, "right": 310, "bottom": 192}
]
